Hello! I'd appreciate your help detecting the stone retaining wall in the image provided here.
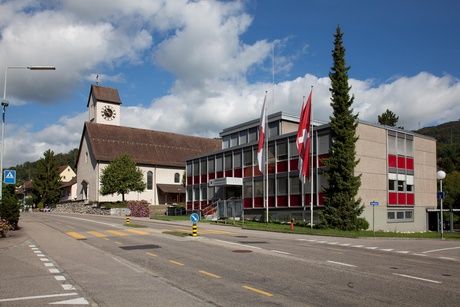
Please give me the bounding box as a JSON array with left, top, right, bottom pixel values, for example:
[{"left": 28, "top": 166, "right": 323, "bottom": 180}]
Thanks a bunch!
[{"left": 55, "top": 201, "right": 110, "bottom": 215}]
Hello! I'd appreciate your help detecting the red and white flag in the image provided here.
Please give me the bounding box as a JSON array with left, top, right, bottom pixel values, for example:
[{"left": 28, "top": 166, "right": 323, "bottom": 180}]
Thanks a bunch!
[
  {"left": 296, "top": 90, "right": 312, "bottom": 178},
  {"left": 257, "top": 95, "right": 267, "bottom": 173}
]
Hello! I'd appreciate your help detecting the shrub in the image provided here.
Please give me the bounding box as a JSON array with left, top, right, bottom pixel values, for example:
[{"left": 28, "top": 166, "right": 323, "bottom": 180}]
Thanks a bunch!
[
  {"left": 0, "top": 191, "right": 20, "bottom": 230},
  {"left": 127, "top": 200, "right": 149, "bottom": 217},
  {"left": 0, "top": 219, "right": 11, "bottom": 238},
  {"left": 356, "top": 217, "right": 370, "bottom": 230}
]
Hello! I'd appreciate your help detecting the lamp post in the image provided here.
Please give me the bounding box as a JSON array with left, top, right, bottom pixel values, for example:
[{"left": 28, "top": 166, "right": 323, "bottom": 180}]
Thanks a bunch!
[
  {"left": 437, "top": 170, "right": 446, "bottom": 239},
  {"left": 1, "top": 65, "right": 56, "bottom": 202}
]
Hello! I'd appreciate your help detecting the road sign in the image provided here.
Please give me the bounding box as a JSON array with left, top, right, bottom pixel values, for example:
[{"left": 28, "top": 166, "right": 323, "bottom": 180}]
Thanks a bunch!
[
  {"left": 190, "top": 213, "right": 200, "bottom": 224},
  {"left": 3, "top": 170, "right": 16, "bottom": 185},
  {"left": 437, "top": 191, "right": 445, "bottom": 200},
  {"left": 370, "top": 201, "right": 379, "bottom": 206}
]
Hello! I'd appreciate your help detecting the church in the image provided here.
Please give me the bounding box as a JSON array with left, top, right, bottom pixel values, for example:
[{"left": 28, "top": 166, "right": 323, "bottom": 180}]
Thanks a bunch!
[{"left": 76, "top": 85, "right": 221, "bottom": 205}]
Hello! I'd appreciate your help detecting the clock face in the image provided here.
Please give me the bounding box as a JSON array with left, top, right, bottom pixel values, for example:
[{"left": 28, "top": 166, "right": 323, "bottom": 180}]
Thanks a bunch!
[{"left": 101, "top": 105, "right": 116, "bottom": 121}]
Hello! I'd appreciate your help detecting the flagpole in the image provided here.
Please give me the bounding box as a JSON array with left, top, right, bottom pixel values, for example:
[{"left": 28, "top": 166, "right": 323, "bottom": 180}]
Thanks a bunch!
[
  {"left": 266, "top": 43, "right": 274, "bottom": 223},
  {"left": 316, "top": 130, "right": 319, "bottom": 209},
  {"left": 310, "top": 87, "right": 314, "bottom": 228}
]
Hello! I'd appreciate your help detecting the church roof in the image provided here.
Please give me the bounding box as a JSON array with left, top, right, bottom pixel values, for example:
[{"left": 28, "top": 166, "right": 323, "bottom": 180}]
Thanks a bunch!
[
  {"left": 79, "top": 122, "right": 221, "bottom": 168},
  {"left": 86, "top": 85, "right": 122, "bottom": 107}
]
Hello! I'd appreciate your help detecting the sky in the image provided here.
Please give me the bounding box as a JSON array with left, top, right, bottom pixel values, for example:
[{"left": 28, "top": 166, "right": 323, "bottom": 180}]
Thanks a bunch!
[{"left": 1, "top": 0, "right": 459, "bottom": 167}]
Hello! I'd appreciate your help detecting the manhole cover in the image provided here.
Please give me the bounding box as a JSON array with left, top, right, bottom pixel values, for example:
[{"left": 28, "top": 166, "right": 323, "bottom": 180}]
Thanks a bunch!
[
  {"left": 120, "top": 244, "right": 160, "bottom": 250},
  {"left": 232, "top": 250, "right": 253, "bottom": 253}
]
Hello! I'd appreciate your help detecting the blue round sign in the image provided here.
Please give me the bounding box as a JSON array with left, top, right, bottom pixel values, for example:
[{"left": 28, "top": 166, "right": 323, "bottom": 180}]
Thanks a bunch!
[{"left": 190, "top": 213, "right": 200, "bottom": 224}]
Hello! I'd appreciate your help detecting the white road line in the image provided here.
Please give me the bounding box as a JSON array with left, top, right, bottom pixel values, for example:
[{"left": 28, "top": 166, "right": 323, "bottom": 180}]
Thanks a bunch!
[
  {"left": 327, "top": 242, "right": 338, "bottom": 245},
  {"left": 413, "top": 253, "right": 427, "bottom": 257},
  {"left": 296, "top": 238, "right": 308, "bottom": 241},
  {"left": 307, "top": 239, "right": 317, "bottom": 242},
  {"left": 0, "top": 292, "right": 77, "bottom": 303},
  {"left": 271, "top": 250, "right": 291, "bottom": 255},
  {"left": 37, "top": 254, "right": 45, "bottom": 257},
  {"left": 49, "top": 297, "right": 89, "bottom": 305},
  {"left": 327, "top": 260, "right": 357, "bottom": 268},
  {"left": 49, "top": 268, "right": 60, "bottom": 273},
  {"left": 55, "top": 276, "right": 66, "bottom": 281},
  {"left": 439, "top": 256, "right": 456, "bottom": 261},
  {"left": 396, "top": 251, "right": 410, "bottom": 254},
  {"left": 380, "top": 248, "right": 394, "bottom": 252},
  {"left": 33, "top": 251, "right": 41, "bottom": 254},
  {"left": 351, "top": 245, "right": 364, "bottom": 248},
  {"left": 40, "top": 258, "right": 49, "bottom": 262},
  {"left": 44, "top": 263, "right": 54, "bottom": 267},
  {"left": 365, "top": 247, "right": 378, "bottom": 250},
  {"left": 422, "top": 246, "right": 460, "bottom": 254},
  {"left": 29, "top": 245, "right": 36, "bottom": 248},
  {"left": 31, "top": 247, "right": 38, "bottom": 250},
  {"left": 214, "top": 239, "right": 262, "bottom": 250},
  {"left": 393, "top": 273, "right": 442, "bottom": 284},
  {"left": 62, "top": 284, "right": 76, "bottom": 291},
  {"left": 56, "top": 215, "right": 121, "bottom": 228},
  {"left": 339, "top": 243, "right": 350, "bottom": 246}
]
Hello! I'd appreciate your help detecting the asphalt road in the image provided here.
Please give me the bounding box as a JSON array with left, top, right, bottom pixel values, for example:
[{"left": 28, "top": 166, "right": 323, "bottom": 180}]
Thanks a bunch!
[{"left": 1, "top": 212, "right": 459, "bottom": 306}]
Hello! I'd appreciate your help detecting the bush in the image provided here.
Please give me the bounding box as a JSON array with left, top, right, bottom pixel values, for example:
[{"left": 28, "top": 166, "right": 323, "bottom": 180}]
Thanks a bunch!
[
  {"left": 127, "top": 200, "right": 149, "bottom": 217},
  {"left": 356, "top": 217, "right": 370, "bottom": 230},
  {"left": 0, "top": 190, "right": 20, "bottom": 230},
  {"left": 99, "top": 201, "right": 127, "bottom": 209},
  {"left": 0, "top": 219, "right": 11, "bottom": 237}
]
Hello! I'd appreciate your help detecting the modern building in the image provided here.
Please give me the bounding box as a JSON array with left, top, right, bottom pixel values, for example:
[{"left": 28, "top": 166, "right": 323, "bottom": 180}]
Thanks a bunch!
[
  {"left": 76, "top": 85, "right": 221, "bottom": 205},
  {"left": 186, "top": 112, "right": 437, "bottom": 232}
]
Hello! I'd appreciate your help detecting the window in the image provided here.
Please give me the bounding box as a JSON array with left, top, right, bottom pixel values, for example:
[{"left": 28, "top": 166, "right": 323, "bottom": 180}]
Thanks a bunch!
[
  {"left": 186, "top": 162, "right": 192, "bottom": 176},
  {"left": 193, "top": 187, "right": 200, "bottom": 200},
  {"left": 207, "top": 187, "right": 215, "bottom": 200},
  {"left": 277, "top": 176, "right": 287, "bottom": 195},
  {"left": 397, "top": 136, "right": 405, "bottom": 155},
  {"left": 397, "top": 180, "right": 404, "bottom": 192},
  {"left": 222, "top": 136, "right": 230, "bottom": 149},
  {"left": 239, "top": 130, "right": 247, "bottom": 145},
  {"left": 216, "top": 155, "right": 223, "bottom": 172},
  {"left": 388, "top": 134, "right": 396, "bottom": 155},
  {"left": 193, "top": 161, "right": 199, "bottom": 175},
  {"left": 248, "top": 127, "right": 257, "bottom": 142},
  {"left": 174, "top": 173, "right": 180, "bottom": 183},
  {"left": 406, "top": 139, "right": 413, "bottom": 156},
  {"left": 388, "top": 210, "right": 414, "bottom": 222},
  {"left": 201, "top": 186, "right": 207, "bottom": 201},
  {"left": 234, "top": 151, "right": 242, "bottom": 168},
  {"left": 147, "top": 171, "right": 153, "bottom": 190},
  {"left": 268, "top": 143, "right": 275, "bottom": 163},
  {"left": 253, "top": 147, "right": 258, "bottom": 166},
  {"left": 208, "top": 157, "right": 215, "bottom": 173},
  {"left": 254, "top": 178, "right": 263, "bottom": 197},
  {"left": 225, "top": 153, "right": 232, "bottom": 171},
  {"left": 406, "top": 184, "right": 413, "bottom": 192},
  {"left": 268, "top": 177, "right": 275, "bottom": 196},
  {"left": 268, "top": 121, "right": 279, "bottom": 137},
  {"left": 289, "top": 139, "right": 298, "bottom": 157},
  {"left": 290, "top": 176, "right": 301, "bottom": 194},
  {"left": 243, "top": 179, "right": 253, "bottom": 199},
  {"left": 243, "top": 149, "right": 252, "bottom": 166},
  {"left": 388, "top": 180, "right": 396, "bottom": 191},
  {"left": 187, "top": 188, "right": 192, "bottom": 201},
  {"left": 200, "top": 159, "right": 206, "bottom": 175},
  {"left": 277, "top": 141, "right": 288, "bottom": 161},
  {"left": 230, "top": 133, "right": 238, "bottom": 147}
]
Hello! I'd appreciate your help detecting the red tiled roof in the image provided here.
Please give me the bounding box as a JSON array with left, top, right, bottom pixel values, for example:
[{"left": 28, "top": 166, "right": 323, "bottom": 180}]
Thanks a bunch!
[
  {"left": 61, "top": 176, "right": 77, "bottom": 188},
  {"left": 81, "top": 122, "right": 221, "bottom": 167},
  {"left": 86, "top": 85, "right": 122, "bottom": 107}
]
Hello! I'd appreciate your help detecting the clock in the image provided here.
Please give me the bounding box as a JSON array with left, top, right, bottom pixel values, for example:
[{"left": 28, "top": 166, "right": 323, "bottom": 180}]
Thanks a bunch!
[{"left": 101, "top": 105, "right": 116, "bottom": 121}]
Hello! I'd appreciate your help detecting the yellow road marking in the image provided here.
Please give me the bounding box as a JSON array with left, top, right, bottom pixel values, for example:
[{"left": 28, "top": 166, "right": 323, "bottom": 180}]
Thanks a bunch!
[
  {"left": 169, "top": 260, "right": 184, "bottom": 266},
  {"left": 114, "top": 241, "right": 123, "bottom": 245},
  {"left": 242, "top": 285, "right": 273, "bottom": 297},
  {"left": 125, "top": 229, "right": 148, "bottom": 235},
  {"left": 65, "top": 231, "right": 86, "bottom": 240},
  {"left": 87, "top": 231, "right": 107, "bottom": 238},
  {"left": 106, "top": 230, "right": 129, "bottom": 237},
  {"left": 199, "top": 270, "right": 221, "bottom": 279},
  {"left": 146, "top": 252, "right": 158, "bottom": 257},
  {"left": 102, "top": 238, "right": 110, "bottom": 241}
]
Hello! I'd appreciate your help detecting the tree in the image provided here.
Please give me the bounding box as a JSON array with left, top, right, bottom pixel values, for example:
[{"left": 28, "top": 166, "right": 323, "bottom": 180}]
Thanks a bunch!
[
  {"left": 32, "top": 150, "right": 61, "bottom": 206},
  {"left": 378, "top": 109, "right": 399, "bottom": 127},
  {"left": 100, "top": 155, "right": 145, "bottom": 202},
  {"left": 445, "top": 171, "right": 460, "bottom": 209},
  {"left": 321, "top": 26, "right": 364, "bottom": 230},
  {"left": 0, "top": 185, "right": 20, "bottom": 230}
]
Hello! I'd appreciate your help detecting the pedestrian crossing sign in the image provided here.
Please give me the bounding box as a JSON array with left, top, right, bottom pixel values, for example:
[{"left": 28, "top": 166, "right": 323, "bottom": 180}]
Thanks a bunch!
[{"left": 3, "top": 169, "right": 16, "bottom": 184}]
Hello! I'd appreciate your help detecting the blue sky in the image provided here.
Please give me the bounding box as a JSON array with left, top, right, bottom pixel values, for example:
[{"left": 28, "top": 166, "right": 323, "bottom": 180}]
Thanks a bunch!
[{"left": 1, "top": 0, "right": 459, "bottom": 166}]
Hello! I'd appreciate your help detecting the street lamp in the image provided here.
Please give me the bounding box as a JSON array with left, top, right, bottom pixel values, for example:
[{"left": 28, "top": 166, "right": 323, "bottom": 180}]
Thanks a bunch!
[
  {"left": 437, "top": 170, "right": 446, "bottom": 239},
  {"left": 0, "top": 65, "right": 56, "bottom": 202}
]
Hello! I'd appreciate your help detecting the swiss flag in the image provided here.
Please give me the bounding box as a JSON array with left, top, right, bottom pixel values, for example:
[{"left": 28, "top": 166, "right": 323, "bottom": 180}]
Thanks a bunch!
[
  {"left": 257, "top": 95, "right": 267, "bottom": 173},
  {"left": 296, "top": 90, "right": 312, "bottom": 178}
]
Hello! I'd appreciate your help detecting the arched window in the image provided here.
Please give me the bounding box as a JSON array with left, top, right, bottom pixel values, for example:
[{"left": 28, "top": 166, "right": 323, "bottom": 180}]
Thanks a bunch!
[
  {"left": 174, "top": 173, "right": 180, "bottom": 183},
  {"left": 147, "top": 171, "right": 153, "bottom": 190}
]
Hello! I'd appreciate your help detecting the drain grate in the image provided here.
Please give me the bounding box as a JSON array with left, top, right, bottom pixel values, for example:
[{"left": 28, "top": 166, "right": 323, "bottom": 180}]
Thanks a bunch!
[
  {"left": 232, "top": 250, "right": 253, "bottom": 253},
  {"left": 120, "top": 244, "right": 160, "bottom": 250}
]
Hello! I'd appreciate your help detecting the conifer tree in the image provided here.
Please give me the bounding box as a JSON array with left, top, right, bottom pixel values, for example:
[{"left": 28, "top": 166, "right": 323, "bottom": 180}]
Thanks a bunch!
[
  {"left": 321, "top": 26, "right": 364, "bottom": 230},
  {"left": 32, "top": 149, "right": 61, "bottom": 206},
  {"left": 378, "top": 109, "right": 399, "bottom": 127}
]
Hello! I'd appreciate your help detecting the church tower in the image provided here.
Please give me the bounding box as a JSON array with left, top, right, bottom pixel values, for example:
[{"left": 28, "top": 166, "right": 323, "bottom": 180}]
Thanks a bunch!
[{"left": 87, "top": 85, "right": 122, "bottom": 126}]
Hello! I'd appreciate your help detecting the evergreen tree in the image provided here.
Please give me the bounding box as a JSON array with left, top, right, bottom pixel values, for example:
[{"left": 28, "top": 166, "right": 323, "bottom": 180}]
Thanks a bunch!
[
  {"left": 321, "top": 26, "right": 364, "bottom": 230},
  {"left": 0, "top": 185, "right": 20, "bottom": 229},
  {"left": 100, "top": 154, "right": 145, "bottom": 202},
  {"left": 32, "top": 149, "right": 61, "bottom": 207},
  {"left": 378, "top": 109, "right": 399, "bottom": 127}
]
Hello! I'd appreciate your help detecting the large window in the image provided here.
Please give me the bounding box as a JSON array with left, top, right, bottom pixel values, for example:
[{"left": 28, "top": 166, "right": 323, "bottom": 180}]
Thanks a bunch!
[
  {"left": 208, "top": 157, "right": 215, "bottom": 173},
  {"left": 200, "top": 186, "right": 207, "bottom": 201},
  {"left": 200, "top": 159, "right": 207, "bottom": 175},
  {"left": 277, "top": 176, "right": 288, "bottom": 195},
  {"left": 268, "top": 143, "right": 275, "bottom": 163},
  {"left": 187, "top": 188, "right": 192, "bottom": 201},
  {"left": 268, "top": 177, "right": 275, "bottom": 196},
  {"left": 186, "top": 162, "right": 192, "bottom": 176},
  {"left": 290, "top": 176, "right": 301, "bottom": 194},
  {"left": 193, "top": 161, "right": 199, "bottom": 175},
  {"left": 230, "top": 133, "right": 238, "bottom": 147},
  {"left": 254, "top": 177, "right": 263, "bottom": 197},
  {"left": 243, "top": 179, "right": 253, "bottom": 198},
  {"left": 243, "top": 149, "right": 252, "bottom": 166},
  {"left": 268, "top": 121, "right": 279, "bottom": 137},
  {"left": 234, "top": 151, "right": 242, "bottom": 168},
  {"left": 225, "top": 153, "right": 232, "bottom": 171},
  {"left": 239, "top": 130, "right": 247, "bottom": 145},
  {"left": 388, "top": 210, "right": 414, "bottom": 222},
  {"left": 289, "top": 139, "right": 298, "bottom": 157},
  {"left": 248, "top": 127, "right": 257, "bottom": 142},
  {"left": 222, "top": 136, "right": 230, "bottom": 149},
  {"left": 277, "top": 141, "right": 288, "bottom": 160},
  {"left": 147, "top": 171, "right": 153, "bottom": 190},
  {"left": 216, "top": 155, "right": 223, "bottom": 172}
]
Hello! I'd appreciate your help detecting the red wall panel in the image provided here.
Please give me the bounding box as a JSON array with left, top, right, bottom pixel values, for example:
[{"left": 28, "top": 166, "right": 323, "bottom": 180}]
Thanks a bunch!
[
  {"left": 193, "top": 176, "right": 199, "bottom": 184},
  {"left": 290, "top": 195, "right": 301, "bottom": 207},
  {"left": 388, "top": 155, "right": 397, "bottom": 168},
  {"left": 216, "top": 171, "right": 223, "bottom": 178},
  {"left": 269, "top": 196, "right": 275, "bottom": 207},
  {"left": 397, "top": 156, "right": 406, "bottom": 169},
  {"left": 277, "top": 196, "right": 288, "bottom": 207},
  {"left": 277, "top": 161, "right": 288, "bottom": 173},
  {"left": 187, "top": 177, "right": 192, "bottom": 185},
  {"left": 398, "top": 193, "right": 406, "bottom": 205},
  {"left": 253, "top": 167, "right": 263, "bottom": 177},
  {"left": 200, "top": 175, "right": 207, "bottom": 183},
  {"left": 243, "top": 198, "right": 253, "bottom": 208},
  {"left": 186, "top": 202, "right": 192, "bottom": 210},
  {"left": 406, "top": 193, "right": 414, "bottom": 205},
  {"left": 208, "top": 173, "right": 215, "bottom": 180},
  {"left": 254, "top": 197, "right": 263, "bottom": 208},
  {"left": 224, "top": 170, "right": 232, "bottom": 177},
  {"left": 234, "top": 168, "right": 242, "bottom": 177},
  {"left": 388, "top": 192, "right": 397, "bottom": 205},
  {"left": 406, "top": 157, "right": 414, "bottom": 170},
  {"left": 290, "top": 159, "right": 298, "bottom": 171},
  {"left": 243, "top": 167, "right": 252, "bottom": 177}
]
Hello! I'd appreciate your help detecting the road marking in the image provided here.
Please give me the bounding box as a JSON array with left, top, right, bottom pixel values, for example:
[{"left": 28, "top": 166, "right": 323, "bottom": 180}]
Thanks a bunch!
[
  {"left": 31, "top": 247, "right": 38, "bottom": 250},
  {"left": 393, "top": 273, "right": 441, "bottom": 284},
  {"left": 308, "top": 239, "right": 317, "bottom": 242},
  {"left": 365, "top": 247, "right": 378, "bottom": 250},
  {"left": 56, "top": 215, "right": 121, "bottom": 228},
  {"left": 49, "top": 268, "right": 60, "bottom": 273},
  {"left": 106, "top": 230, "right": 129, "bottom": 237},
  {"left": 66, "top": 232, "right": 86, "bottom": 240},
  {"left": 199, "top": 270, "right": 221, "bottom": 279},
  {"left": 351, "top": 245, "right": 363, "bottom": 248},
  {"left": 396, "top": 251, "right": 410, "bottom": 254},
  {"left": 439, "top": 256, "right": 456, "bottom": 261},
  {"left": 87, "top": 231, "right": 107, "bottom": 238},
  {"left": 0, "top": 293, "right": 78, "bottom": 303},
  {"left": 146, "top": 252, "right": 158, "bottom": 257},
  {"left": 296, "top": 238, "right": 308, "bottom": 241},
  {"left": 114, "top": 241, "right": 123, "bottom": 245},
  {"left": 422, "top": 246, "right": 460, "bottom": 254},
  {"left": 34, "top": 251, "right": 42, "bottom": 253},
  {"left": 327, "top": 260, "right": 357, "bottom": 268},
  {"left": 380, "top": 248, "right": 394, "bottom": 252},
  {"left": 55, "top": 276, "right": 66, "bottom": 281},
  {"left": 49, "top": 297, "right": 89, "bottom": 305},
  {"left": 125, "top": 229, "right": 148, "bottom": 235},
  {"left": 40, "top": 258, "right": 50, "bottom": 261},
  {"left": 169, "top": 260, "right": 185, "bottom": 266},
  {"left": 242, "top": 285, "right": 273, "bottom": 297},
  {"left": 102, "top": 238, "right": 109, "bottom": 241},
  {"left": 339, "top": 243, "right": 350, "bottom": 246},
  {"left": 214, "top": 239, "right": 262, "bottom": 250},
  {"left": 37, "top": 254, "right": 45, "bottom": 257},
  {"left": 413, "top": 253, "right": 427, "bottom": 257},
  {"left": 111, "top": 256, "right": 144, "bottom": 273},
  {"left": 62, "top": 284, "right": 76, "bottom": 290},
  {"left": 44, "top": 263, "right": 55, "bottom": 267},
  {"left": 271, "top": 250, "right": 291, "bottom": 255},
  {"left": 317, "top": 241, "right": 326, "bottom": 244},
  {"left": 29, "top": 245, "right": 36, "bottom": 248},
  {"left": 327, "top": 242, "right": 338, "bottom": 245}
]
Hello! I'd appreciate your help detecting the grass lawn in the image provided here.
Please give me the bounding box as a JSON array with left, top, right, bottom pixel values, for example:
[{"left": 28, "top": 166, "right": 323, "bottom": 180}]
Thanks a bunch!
[
  {"left": 212, "top": 220, "right": 460, "bottom": 239},
  {"left": 123, "top": 222, "right": 147, "bottom": 228},
  {"left": 151, "top": 214, "right": 190, "bottom": 221},
  {"left": 163, "top": 230, "right": 190, "bottom": 237}
]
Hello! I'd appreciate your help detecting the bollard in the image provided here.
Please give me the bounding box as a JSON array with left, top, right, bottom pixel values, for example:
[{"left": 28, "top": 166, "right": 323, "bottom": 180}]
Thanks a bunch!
[
  {"left": 125, "top": 217, "right": 131, "bottom": 225},
  {"left": 192, "top": 223, "right": 198, "bottom": 237}
]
